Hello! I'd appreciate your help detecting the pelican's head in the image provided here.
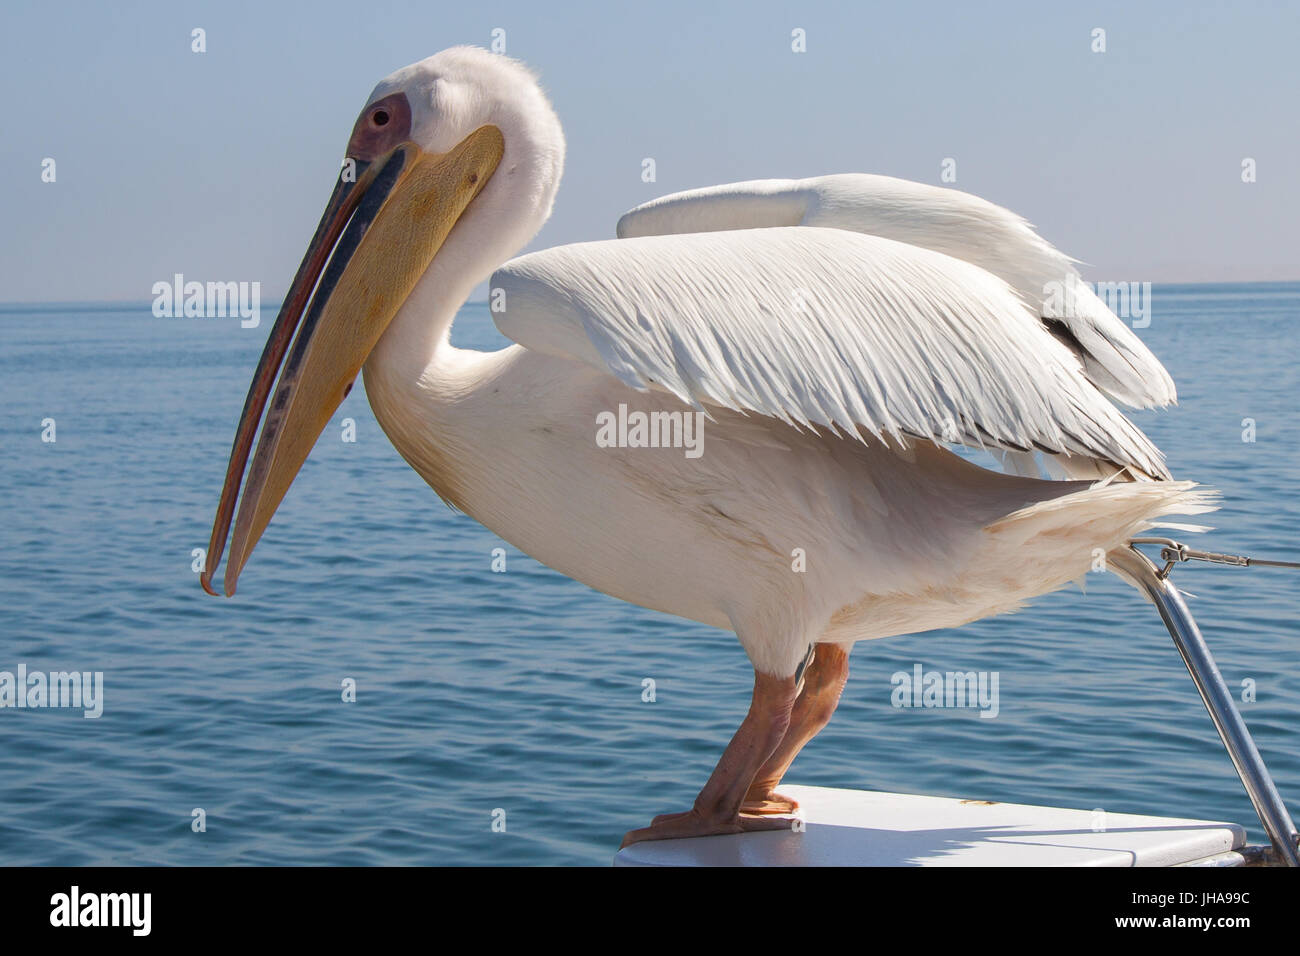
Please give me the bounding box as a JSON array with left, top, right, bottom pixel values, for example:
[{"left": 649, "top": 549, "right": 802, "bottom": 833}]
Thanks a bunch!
[{"left": 201, "top": 47, "right": 564, "bottom": 597}]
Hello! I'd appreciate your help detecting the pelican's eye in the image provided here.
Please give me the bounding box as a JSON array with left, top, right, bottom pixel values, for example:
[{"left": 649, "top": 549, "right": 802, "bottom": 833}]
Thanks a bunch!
[{"left": 346, "top": 92, "right": 411, "bottom": 161}]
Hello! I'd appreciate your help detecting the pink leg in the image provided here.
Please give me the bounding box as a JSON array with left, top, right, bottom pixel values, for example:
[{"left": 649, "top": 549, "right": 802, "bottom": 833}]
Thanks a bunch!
[
  {"left": 620, "top": 668, "right": 799, "bottom": 847},
  {"left": 742, "top": 643, "right": 851, "bottom": 815}
]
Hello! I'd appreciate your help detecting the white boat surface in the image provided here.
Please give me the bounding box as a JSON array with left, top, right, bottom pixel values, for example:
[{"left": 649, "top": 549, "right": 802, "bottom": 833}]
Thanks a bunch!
[{"left": 614, "top": 784, "right": 1248, "bottom": 867}]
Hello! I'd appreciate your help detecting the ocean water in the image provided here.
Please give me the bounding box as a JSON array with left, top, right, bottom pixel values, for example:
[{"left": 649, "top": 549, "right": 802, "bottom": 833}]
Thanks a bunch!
[{"left": 0, "top": 284, "right": 1297, "bottom": 866}]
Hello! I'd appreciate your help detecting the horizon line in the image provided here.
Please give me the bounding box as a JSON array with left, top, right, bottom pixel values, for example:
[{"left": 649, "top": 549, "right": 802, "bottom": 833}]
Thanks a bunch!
[{"left": 4, "top": 279, "right": 1300, "bottom": 311}]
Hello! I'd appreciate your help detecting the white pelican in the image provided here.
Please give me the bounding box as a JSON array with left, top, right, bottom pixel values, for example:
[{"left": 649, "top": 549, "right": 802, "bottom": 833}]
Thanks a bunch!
[{"left": 201, "top": 46, "right": 1212, "bottom": 847}]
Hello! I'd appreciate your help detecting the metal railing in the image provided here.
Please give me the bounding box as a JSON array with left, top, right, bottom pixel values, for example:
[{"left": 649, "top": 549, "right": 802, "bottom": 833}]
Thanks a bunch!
[{"left": 1112, "top": 543, "right": 1299, "bottom": 867}]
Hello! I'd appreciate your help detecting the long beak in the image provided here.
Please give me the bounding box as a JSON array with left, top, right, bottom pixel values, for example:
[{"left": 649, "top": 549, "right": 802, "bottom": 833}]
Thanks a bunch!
[{"left": 201, "top": 124, "right": 505, "bottom": 596}]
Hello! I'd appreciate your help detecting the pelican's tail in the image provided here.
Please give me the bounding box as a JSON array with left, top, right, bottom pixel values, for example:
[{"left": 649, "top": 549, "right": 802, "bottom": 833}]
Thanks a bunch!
[{"left": 980, "top": 479, "right": 1219, "bottom": 597}]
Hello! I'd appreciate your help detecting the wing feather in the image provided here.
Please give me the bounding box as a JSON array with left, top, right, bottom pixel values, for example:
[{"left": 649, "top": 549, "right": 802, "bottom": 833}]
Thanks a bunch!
[
  {"left": 490, "top": 227, "right": 1169, "bottom": 478},
  {"left": 617, "top": 174, "right": 1176, "bottom": 409}
]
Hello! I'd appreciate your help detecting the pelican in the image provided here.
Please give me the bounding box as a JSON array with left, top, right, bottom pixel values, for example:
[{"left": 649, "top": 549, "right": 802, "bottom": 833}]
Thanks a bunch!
[{"left": 201, "top": 46, "right": 1212, "bottom": 847}]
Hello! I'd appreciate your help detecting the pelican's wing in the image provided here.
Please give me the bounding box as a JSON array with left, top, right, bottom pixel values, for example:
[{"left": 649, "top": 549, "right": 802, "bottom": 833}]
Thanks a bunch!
[
  {"left": 490, "top": 227, "right": 1170, "bottom": 479},
  {"left": 616, "top": 174, "right": 1175, "bottom": 409}
]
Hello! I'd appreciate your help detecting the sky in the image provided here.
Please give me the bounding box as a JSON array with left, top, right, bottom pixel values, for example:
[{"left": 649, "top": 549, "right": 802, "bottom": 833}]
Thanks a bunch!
[{"left": 1, "top": 0, "right": 1297, "bottom": 303}]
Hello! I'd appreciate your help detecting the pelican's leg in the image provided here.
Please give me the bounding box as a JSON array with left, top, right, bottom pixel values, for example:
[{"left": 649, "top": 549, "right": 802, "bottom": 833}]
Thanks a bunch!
[
  {"left": 620, "top": 669, "right": 799, "bottom": 847},
  {"left": 741, "top": 642, "right": 851, "bottom": 815}
]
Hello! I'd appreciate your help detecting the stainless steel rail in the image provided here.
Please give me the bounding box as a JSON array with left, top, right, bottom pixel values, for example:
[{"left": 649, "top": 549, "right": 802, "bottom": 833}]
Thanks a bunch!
[{"left": 1111, "top": 545, "right": 1300, "bottom": 867}]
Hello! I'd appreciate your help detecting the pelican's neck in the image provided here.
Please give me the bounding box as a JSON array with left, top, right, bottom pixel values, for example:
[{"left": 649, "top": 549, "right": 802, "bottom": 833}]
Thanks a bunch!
[
  {"left": 361, "top": 213, "right": 513, "bottom": 514},
  {"left": 368, "top": 153, "right": 560, "bottom": 384},
  {"left": 362, "top": 70, "right": 566, "bottom": 499},
  {"left": 364, "top": 148, "right": 561, "bottom": 472},
  {"left": 367, "top": 235, "right": 480, "bottom": 383}
]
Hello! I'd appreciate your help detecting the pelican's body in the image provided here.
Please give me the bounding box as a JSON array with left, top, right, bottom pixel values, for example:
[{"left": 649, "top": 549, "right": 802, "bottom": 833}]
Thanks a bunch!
[
  {"left": 204, "top": 46, "right": 1211, "bottom": 845},
  {"left": 367, "top": 310, "right": 1179, "bottom": 678}
]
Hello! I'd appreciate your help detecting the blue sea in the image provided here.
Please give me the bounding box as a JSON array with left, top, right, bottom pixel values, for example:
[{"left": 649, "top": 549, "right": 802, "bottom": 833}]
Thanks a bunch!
[{"left": 1, "top": 284, "right": 1297, "bottom": 865}]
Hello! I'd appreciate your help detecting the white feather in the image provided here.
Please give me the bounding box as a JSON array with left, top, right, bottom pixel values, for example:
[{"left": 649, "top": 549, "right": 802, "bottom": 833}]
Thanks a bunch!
[
  {"left": 492, "top": 227, "right": 1170, "bottom": 478},
  {"left": 617, "top": 174, "right": 1176, "bottom": 409}
]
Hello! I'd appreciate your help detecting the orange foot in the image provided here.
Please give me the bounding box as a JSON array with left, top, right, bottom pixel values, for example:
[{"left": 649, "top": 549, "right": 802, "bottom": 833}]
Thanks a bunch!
[
  {"left": 740, "top": 789, "right": 801, "bottom": 815},
  {"left": 621, "top": 808, "right": 794, "bottom": 847}
]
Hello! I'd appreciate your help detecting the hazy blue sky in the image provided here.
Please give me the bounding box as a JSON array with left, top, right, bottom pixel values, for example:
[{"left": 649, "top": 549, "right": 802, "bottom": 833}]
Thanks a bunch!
[{"left": 2, "top": 0, "right": 1297, "bottom": 302}]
